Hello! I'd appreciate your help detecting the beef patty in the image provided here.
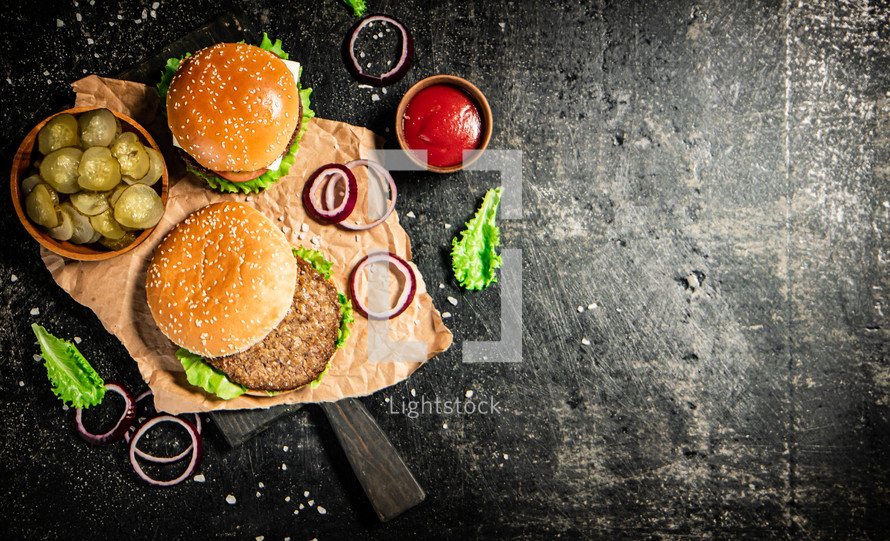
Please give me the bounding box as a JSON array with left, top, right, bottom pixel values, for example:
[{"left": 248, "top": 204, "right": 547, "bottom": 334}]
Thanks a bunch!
[{"left": 206, "top": 255, "right": 341, "bottom": 392}]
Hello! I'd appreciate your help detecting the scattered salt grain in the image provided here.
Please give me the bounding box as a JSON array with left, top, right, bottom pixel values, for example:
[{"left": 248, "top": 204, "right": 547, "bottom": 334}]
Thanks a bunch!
[
  {"left": 504, "top": 453, "right": 510, "bottom": 459},
  {"left": 465, "top": 390, "right": 474, "bottom": 398},
  {"left": 76, "top": 13, "right": 82, "bottom": 21},
  {"left": 410, "top": 388, "right": 416, "bottom": 397},
  {"left": 18, "top": 381, "right": 24, "bottom": 387},
  {"left": 62, "top": 404, "right": 69, "bottom": 411},
  {"left": 308, "top": 500, "right": 315, "bottom": 507},
  {"left": 442, "top": 312, "right": 451, "bottom": 318},
  {"left": 299, "top": 503, "right": 305, "bottom": 510},
  {"left": 445, "top": 223, "right": 451, "bottom": 229},
  {"left": 278, "top": 216, "right": 285, "bottom": 221},
  {"left": 499, "top": 22, "right": 506, "bottom": 29},
  {"left": 30, "top": 308, "right": 40, "bottom": 316},
  {"left": 32, "top": 354, "right": 42, "bottom": 362},
  {"left": 152, "top": 2, "right": 159, "bottom": 8},
  {"left": 285, "top": 496, "right": 291, "bottom": 502},
  {"left": 355, "top": 235, "right": 360, "bottom": 242},
  {"left": 74, "top": 337, "right": 82, "bottom": 344},
  {"left": 301, "top": 223, "right": 309, "bottom": 232},
  {"left": 298, "top": 232, "right": 306, "bottom": 240},
  {"left": 372, "top": 94, "right": 380, "bottom": 102},
  {"left": 577, "top": 306, "right": 584, "bottom": 313},
  {"left": 588, "top": 302, "right": 597, "bottom": 310},
  {"left": 10, "top": 275, "right": 17, "bottom": 282},
  {"left": 281, "top": 226, "right": 291, "bottom": 235},
  {"left": 414, "top": 319, "right": 420, "bottom": 326},
  {"left": 258, "top": 482, "right": 264, "bottom": 488},
  {"left": 439, "top": 283, "right": 445, "bottom": 289},
  {"left": 245, "top": 196, "right": 253, "bottom": 202},
  {"left": 447, "top": 296, "right": 458, "bottom": 306},
  {"left": 293, "top": 510, "right": 299, "bottom": 515},
  {"left": 86, "top": 38, "right": 94, "bottom": 45},
  {"left": 56, "top": 19, "right": 64, "bottom": 27},
  {"left": 443, "top": 422, "right": 448, "bottom": 429},
  {"left": 406, "top": 211, "right": 416, "bottom": 218},
  {"left": 581, "top": 338, "right": 591, "bottom": 346},
  {"left": 384, "top": 396, "right": 390, "bottom": 403},
  {"left": 281, "top": 463, "right": 287, "bottom": 471},
  {"left": 256, "top": 537, "right": 264, "bottom": 541},
  {"left": 317, "top": 506, "right": 327, "bottom": 515},
  {"left": 283, "top": 445, "right": 289, "bottom": 452},
  {"left": 304, "top": 491, "right": 310, "bottom": 497},
  {"left": 226, "top": 495, "right": 236, "bottom": 504},
  {"left": 256, "top": 491, "right": 262, "bottom": 498}
]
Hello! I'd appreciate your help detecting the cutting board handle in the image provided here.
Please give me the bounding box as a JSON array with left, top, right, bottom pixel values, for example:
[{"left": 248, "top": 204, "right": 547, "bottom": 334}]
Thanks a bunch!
[{"left": 321, "top": 398, "right": 425, "bottom": 521}]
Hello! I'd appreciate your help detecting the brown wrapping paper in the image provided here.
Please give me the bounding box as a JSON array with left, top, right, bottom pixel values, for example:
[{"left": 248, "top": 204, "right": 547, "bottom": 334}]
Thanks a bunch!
[{"left": 39, "top": 75, "right": 452, "bottom": 414}]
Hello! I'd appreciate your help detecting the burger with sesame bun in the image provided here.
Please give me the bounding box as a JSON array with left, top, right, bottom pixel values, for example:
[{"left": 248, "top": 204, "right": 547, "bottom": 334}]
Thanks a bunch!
[
  {"left": 158, "top": 34, "right": 314, "bottom": 194},
  {"left": 146, "top": 202, "right": 353, "bottom": 399}
]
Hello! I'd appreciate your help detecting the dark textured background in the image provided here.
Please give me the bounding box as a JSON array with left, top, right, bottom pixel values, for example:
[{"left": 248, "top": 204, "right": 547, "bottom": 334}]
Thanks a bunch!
[{"left": 2, "top": 0, "right": 890, "bottom": 538}]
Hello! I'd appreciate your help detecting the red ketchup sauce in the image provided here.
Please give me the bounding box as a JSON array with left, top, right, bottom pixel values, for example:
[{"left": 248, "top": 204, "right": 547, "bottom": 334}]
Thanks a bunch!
[{"left": 402, "top": 84, "right": 482, "bottom": 168}]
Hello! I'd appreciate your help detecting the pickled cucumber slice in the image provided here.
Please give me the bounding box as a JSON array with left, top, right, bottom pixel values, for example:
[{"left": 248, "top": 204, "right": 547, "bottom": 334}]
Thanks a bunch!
[
  {"left": 123, "top": 147, "right": 164, "bottom": 186},
  {"left": 70, "top": 191, "right": 110, "bottom": 216},
  {"left": 60, "top": 203, "right": 97, "bottom": 245},
  {"left": 47, "top": 206, "right": 74, "bottom": 241},
  {"left": 78, "top": 146, "right": 121, "bottom": 191},
  {"left": 110, "top": 132, "right": 149, "bottom": 179},
  {"left": 78, "top": 108, "right": 121, "bottom": 148},
  {"left": 38, "top": 113, "right": 80, "bottom": 155},
  {"left": 25, "top": 183, "right": 61, "bottom": 228},
  {"left": 40, "top": 147, "right": 82, "bottom": 194},
  {"left": 21, "top": 174, "right": 43, "bottom": 195},
  {"left": 108, "top": 184, "right": 128, "bottom": 207},
  {"left": 89, "top": 208, "right": 125, "bottom": 240},
  {"left": 99, "top": 231, "right": 137, "bottom": 251},
  {"left": 113, "top": 184, "right": 164, "bottom": 229}
]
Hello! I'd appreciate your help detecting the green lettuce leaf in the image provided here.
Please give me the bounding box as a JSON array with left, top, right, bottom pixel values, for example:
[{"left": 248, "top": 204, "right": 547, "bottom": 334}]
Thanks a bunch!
[
  {"left": 451, "top": 187, "right": 503, "bottom": 290},
  {"left": 293, "top": 245, "right": 334, "bottom": 280},
  {"left": 177, "top": 248, "right": 354, "bottom": 399},
  {"left": 336, "top": 293, "right": 355, "bottom": 350},
  {"left": 31, "top": 324, "right": 106, "bottom": 408},
  {"left": 177, "top": 349, "right": 248, "bottom": 400},
  {"left": 342, "top": 0, "right": 367, "bottom": 16},
  {"left": 155, "top": 34, "right": 315, "bottom": 194}
]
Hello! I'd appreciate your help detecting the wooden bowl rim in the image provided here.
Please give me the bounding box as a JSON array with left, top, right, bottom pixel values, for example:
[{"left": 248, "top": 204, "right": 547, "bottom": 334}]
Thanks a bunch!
[
  {"left": 395, "top": 75, "right": 493, "bottom": 174},
  {"left": 10, "top": 107, "right": 169, "bottom": 261}
]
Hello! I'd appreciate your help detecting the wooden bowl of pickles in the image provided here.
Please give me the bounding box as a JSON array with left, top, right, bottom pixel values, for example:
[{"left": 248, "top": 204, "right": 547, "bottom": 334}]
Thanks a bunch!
[{"left": 11, "top": 107, "right": 168, "bottom": 261}]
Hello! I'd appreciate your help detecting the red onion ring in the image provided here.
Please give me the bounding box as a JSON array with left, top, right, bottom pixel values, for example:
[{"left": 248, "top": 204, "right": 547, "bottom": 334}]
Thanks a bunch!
[
  {"left": 74, "top": 381, "right": 135, "bottom": 445},
  {"left": 345, "top": 14, "right": 414, "bottom": 86},
  {"left": 349, "top": 251, "right": 417, "bottom": 319},
  {"left": 124, "top": 390, "right": 203, "bottom": 463},
  {"left": 303, "top": 163, "right": 358, "bottom": 224},
  {"left": 128, "top": 415, "right": 202, "bottom": 486},
  {"left": 339, "top": 159, "right": 397, "bottom": 231}
]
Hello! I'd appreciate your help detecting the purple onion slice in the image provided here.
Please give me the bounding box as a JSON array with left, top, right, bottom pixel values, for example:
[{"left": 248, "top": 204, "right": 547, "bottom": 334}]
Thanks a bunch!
[
  {"left": 127, "top": 415, "right": 202, "bottom": 486},
  {"left": 349, "top": 251, "right": 417, "bottom": 320},
  {"left": 303, "top": 163, "right": 358, "bottom": 224},
  {"left": 74, "top": 381, "right": 135, "bottom": 445},
  {"left": 345, "top": 14, "right": 414, "bottom": 86},
  {"left": 340, "top": 159, "right": 397, "bottom": 231}
]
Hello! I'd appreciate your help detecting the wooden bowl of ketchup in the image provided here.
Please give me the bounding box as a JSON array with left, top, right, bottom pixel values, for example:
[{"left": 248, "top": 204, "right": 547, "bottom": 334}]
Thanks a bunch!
[{"left": 396, "top": 75, "right": 492, "bottom": 174}]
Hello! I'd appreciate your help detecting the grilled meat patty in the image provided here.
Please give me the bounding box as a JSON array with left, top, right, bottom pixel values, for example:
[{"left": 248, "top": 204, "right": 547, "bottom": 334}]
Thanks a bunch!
[{"left": 206, "top": 255, "right": 341, "bottom": 392}]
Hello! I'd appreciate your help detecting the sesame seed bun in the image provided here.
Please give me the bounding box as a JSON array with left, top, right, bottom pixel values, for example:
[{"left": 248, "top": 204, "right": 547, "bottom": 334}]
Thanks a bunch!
[
  {"left": 166, "top": 42, "right": 301, "bottom": 172},
  {"left": 146, "top": 202, "right": 298, "bottom": 358}
]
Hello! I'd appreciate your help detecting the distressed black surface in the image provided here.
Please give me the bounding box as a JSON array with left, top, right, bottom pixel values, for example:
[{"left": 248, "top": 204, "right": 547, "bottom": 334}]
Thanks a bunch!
[{"left": 2, "top": 0, "right": 890, "bottom": 539}]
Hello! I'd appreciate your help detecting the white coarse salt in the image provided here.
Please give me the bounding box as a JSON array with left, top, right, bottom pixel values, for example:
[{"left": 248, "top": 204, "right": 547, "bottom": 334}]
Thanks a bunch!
[
  {"left": 56, "top": 19, "right": 64, "bottom": 27},
  {"left": 442, "top": 312, "right": 451, "bottom": 318},
  {"left": 439, "top": 283, "right": 445, "bottom": 289},
  {"left": 256, "top": 492, "right": 262, "bottom": 498},
  {"left": 193, "top": 474, "right": 206, "bottom": 482},
  {"left": 577, "top": 306, "right": 584, "bottom": 313},
  {"left": 445, "top": 223, "right": 451, "bottom": 229},
  {"left": 588, "top": 302, "right": 597, "bottom": 310},
  {"left": 10, "top": 274, "right": 17, "bottom": 282},
  {"left": 317, "top": 506, "right": 327, "bottom": 515},
  {"left": 308, "top": 500, "right": 315, "bottom": 507},
  {"left": 406, "top": 211, "right": 416, "bottom": 218},
  {"left": 447, "top": 296, "right": 458, "bottom": 306},
  {"left": 32, "top": 354, "right": 42, "bottom": 362},
  {"left": 283, "top": 445, "right": 289, "bottom": 452},
  {"left": 301, "top": 223, "right": 310, "bottom": 232},
  {"left": 30, "top": 308, "right": 39, "bottom": 316},
  {"left": 304, "top": 490, "right": 309, "bottom": 497},
  {"left": 410, "top": 388, "right": 416, "bottom": 397},
  {"left": 74, "top": 337, "right": 82, "bottom": 344},
  {"left": 372, "top": 94, "right": 380, "bottom": 101},
  {"left": 18, "top": 381, "right": 24, "bottom": 387},
  {"left": 258, "top": 482, "right": 264, "bottom": 488},
  {"left": 281, "top": 463, "right": 287, "bottom": 471},
  {"left": 581, "top": 338, "right": 591, "bottom": 346},
  {"left": 465, "top": 390, "right": 474, "bottom": 398},
  {"left": 299, "top": 503, "right": 305, "bottom": 510},
  {"left": 226, "top": 495, "right": 236, "bottom": 504}
]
